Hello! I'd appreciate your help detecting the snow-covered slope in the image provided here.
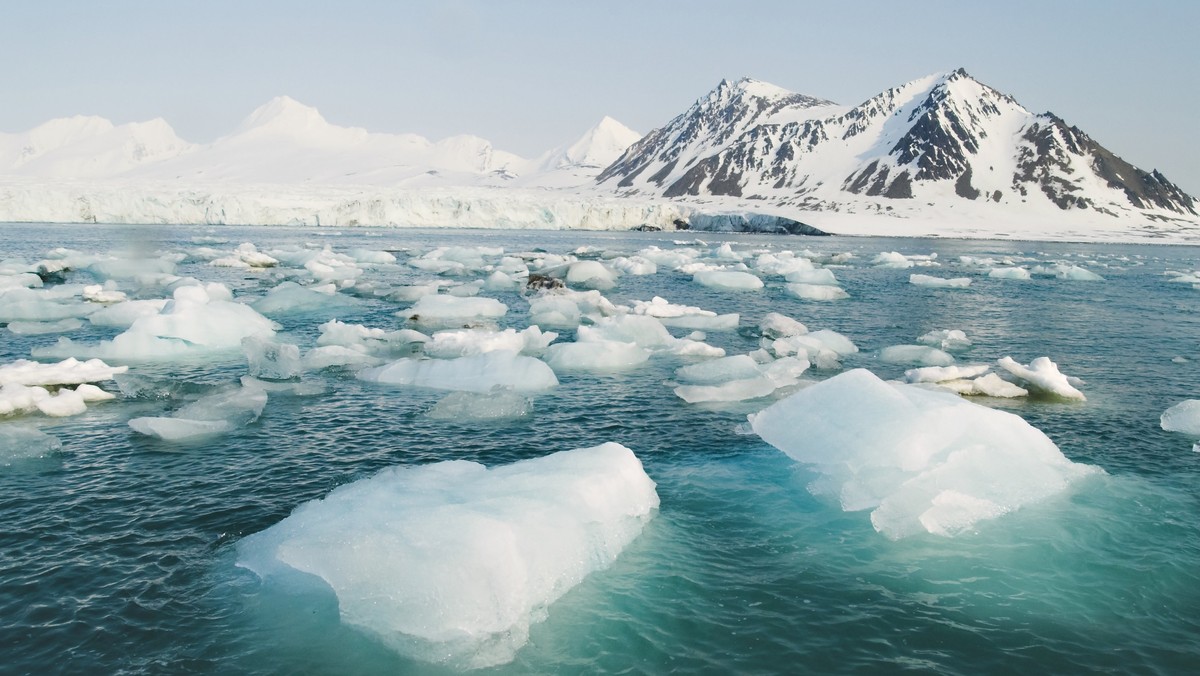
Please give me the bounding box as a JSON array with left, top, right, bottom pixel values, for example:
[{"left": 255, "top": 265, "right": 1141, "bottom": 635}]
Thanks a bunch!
[
  {"left": 121, "top": 96, "right": 526, "bottom": 185},
  {"left": 0, "top": 116, "right": 193, "bottom": 177},
  {"left": 538, "top": 116, "right": 641, "bottom": 171},
  {"left": 600, "top": 69, "right": 1197, "bottom": 223}
]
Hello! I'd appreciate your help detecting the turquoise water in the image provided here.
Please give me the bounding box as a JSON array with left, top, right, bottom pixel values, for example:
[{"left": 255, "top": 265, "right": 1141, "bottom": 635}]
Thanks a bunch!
[{"left": 2, "top": 224, "right": 1199, "bottom": 674}]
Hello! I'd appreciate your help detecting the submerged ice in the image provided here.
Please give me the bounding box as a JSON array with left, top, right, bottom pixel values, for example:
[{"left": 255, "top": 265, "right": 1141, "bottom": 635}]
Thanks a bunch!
[
  {"left": 750, "top": 369, "right": 1101, "bottom": 539},
  {"left": 235, "top": 443, "right": 659, "bottom": 669}
]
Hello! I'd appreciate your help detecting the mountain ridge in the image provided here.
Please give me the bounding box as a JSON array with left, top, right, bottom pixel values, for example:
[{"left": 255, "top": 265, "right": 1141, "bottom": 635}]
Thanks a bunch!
[{"left": 600, "top": 69, "right": 1196, "bottom": 220}]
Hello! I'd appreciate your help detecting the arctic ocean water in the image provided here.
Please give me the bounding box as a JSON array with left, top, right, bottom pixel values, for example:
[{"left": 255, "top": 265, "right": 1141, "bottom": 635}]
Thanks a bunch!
[{"left": 2, "top": 223, "right": 1199, "bottom": 675}]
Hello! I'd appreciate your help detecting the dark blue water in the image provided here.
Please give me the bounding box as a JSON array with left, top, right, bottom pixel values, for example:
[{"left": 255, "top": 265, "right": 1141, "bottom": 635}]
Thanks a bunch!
[{"left": 2, "top": 224, "right": 1199, "bottom": 674}]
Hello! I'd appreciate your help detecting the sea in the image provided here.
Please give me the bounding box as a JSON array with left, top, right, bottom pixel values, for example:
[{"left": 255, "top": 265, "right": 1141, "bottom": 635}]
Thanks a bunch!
[{"left": 1, "top": 223, "right": 1198, "bottom": 675}]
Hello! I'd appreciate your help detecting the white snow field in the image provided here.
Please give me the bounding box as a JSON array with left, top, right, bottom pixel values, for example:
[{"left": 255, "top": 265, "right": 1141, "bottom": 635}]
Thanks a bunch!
[
  {"left": 235, "top": 442, "right": 659, "bottom": 669},
  {"left": 750, "top": 369, "right": 1102, "bottom": 539}
]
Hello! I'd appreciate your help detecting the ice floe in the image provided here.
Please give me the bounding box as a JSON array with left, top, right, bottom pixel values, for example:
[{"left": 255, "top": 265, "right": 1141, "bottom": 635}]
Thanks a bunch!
[
  {"left": 34, "top": 283, "right": 278, "bottom": 361},
  {"left": 996, "top": 356, "right": 1086, "bottom": 401},
  {"left": 359, "top": 351, "right": 558, "bottom": 393},
  {"left": 0, "top": 426, "right": 62, "bottom": 464},
  {"left": 236, "top": 442, "right": 658, "bottom": 668},
  {"left": 750, "top": 369, "right": 1102, "bottom": 539},
  {"left": 909, "top": 274, "right": 971, "bottom": 288},
  {"left": 128, "top": 383, "right": 268, "bottom": 441}
]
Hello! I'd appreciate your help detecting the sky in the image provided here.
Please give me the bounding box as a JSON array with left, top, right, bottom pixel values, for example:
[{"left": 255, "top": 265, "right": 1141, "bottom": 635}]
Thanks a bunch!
[{"left": 3, "top": 0, "right": 1198, "bottom": 193}]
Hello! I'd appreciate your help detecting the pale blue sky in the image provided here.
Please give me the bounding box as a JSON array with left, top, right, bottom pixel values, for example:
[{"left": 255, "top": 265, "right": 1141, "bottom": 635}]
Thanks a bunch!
[{"left": 4, "top": 0, "right": 1198, "bottom": 192}]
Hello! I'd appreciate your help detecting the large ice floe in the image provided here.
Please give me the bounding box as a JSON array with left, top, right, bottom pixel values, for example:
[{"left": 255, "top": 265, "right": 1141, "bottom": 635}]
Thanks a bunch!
[
  {"left": 750, "top": 369, "right": 1102, "bottom": 539},
  {"left": 236, "top": 442, "right": 659, "bottom": 669}
]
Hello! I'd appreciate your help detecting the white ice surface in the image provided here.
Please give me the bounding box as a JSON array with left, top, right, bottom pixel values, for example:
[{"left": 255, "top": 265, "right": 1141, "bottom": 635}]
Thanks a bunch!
[
  {"left": 235, "top": 442, "right": 658, "bottom": 669},
  {"left": 750, "top": 369, "right": 1102, "bottom": 539}
]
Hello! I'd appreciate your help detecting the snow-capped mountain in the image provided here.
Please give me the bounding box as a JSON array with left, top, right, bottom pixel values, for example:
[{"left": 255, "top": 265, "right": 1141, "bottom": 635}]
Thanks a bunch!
[
  {"left": 599, "top": 69, "right": 1197, "bottom": 220},
  {"left": 0, "top": 115, "right": 194, "bottom": 178},
  {"left": 537, "top": 116, "right": 642, "bottom": 171}
]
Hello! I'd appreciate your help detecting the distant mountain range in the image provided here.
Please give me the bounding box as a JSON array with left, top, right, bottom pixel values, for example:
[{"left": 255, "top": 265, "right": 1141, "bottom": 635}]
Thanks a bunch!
[
  {"left": 0, "top": 96, "right": 639, "bottom": 188},
  {"left": 1, "top": 70, "right": 1197, "bottom": 238},
  {"left": 600, "top": 69, "right": 1196, "bottom": 222}
]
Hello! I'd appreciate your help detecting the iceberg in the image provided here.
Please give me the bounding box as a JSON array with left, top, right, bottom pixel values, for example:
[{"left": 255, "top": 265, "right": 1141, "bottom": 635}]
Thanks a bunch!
[
  {"left": 879, "top": 345, "right": 955, "bottom": 367},
  {"left": 235, "top": 442, "right": 658, "bottom": 669},
  {"left": 785, "top": 283, "right": 849, "bottom": 301},
  {"left": 909, "top": 274, "right": 971, "bottom": 288},
  {"left": 749, "top": 369, "right": 1102, "bottom": 539},
  {"left": 427, "top": 390, "right": 532, "bottom": 421}
]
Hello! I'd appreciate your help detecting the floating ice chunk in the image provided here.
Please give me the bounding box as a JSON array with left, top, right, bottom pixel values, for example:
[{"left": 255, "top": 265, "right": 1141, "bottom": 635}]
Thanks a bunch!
[
  {"left": 565, "top": 261, "right": 618, "bottom": 290},
  {"left": 128, "top": 417, "right": 236, "bottom": 440},
  {"left": 252, "top": 281, "right": 355, "bottom": 316},
  {"left": 610, "top": 256, "right": 656, "bottom": 276},
  {"left": 770, "top": 329, "right": 857, "bottom": 370},
  {"left": 402, "top": 295, "right": 507, "bottom": 323},
  {"left": 909, "top": 274, "right": 971, "bottom": 288},
  {"left": 0, "top": 426, "right": 61, "bottom": 463},
  {"left": 240, "top": 376, "right": 328, "bottom": 398},
  {"left": 359, "top": 351, "right": 557, "bottom": 393},
  {"left": 1160, "top": 400, "right": 1200, "bottom": 437},
  {"left": 35, "top": 389, "right": 87, "bottom": 417},
  {"left": 786, "top": 283, "right": 849, "bottom": 301},
  {"left": 630, "top": 296, "right": 739, "bottom": 331},
  {"left": 0, "top": 384, "right": 48, "bottom": 416},
  {"left": 347, "top": 248, "right": 396, "bottom": 265},
  {"left": 88, "top": 299, "right": 170, "bottom": 328},
  {"left": 384, "top": 282, "right": 446, "bottom": 302},
  {"left": 482, "top": 271, "right": 520, "bottom": 292},
  {"left": 807, "top": 329, "right": 859, "bottom": 356},
  {"left": 88, "top": 256, "right": 176, "bottom": 281},
  {"left": 880, "top": 345, "right": 955, "bottom": 367},
  {"left": 82, "top": 284, "right": 128, "bottom": 303},
  {"left": 0, "top": 357, "right": 128, "bottom": 387},
  {"left": 243, "top": 336, "right": 303, "bottom": 380},
  {"left": 872, "top": 252, "right": 915, "bottom": 269},
  {"left": 447, "top": 281, "right": 483, "bottom": 298},
  {"left": 0, "top": 288, "right": 98, "bottom": 322},
  {"left": 36, "top": 283, "right": 278, "bottom": 361},
  {"left": 0, "top": 272, "right": 43, "bottom": 290},
  {"left": 175, "top": 384, "right": 268, "bottom": 423},
  {"left": 968, "top": 373, "right": 1029, "bottom": 398},
  {"left": 904, "top": 364, "right": 991, "bottom": 384},
  {"left": 784, "top": 268, "right": 839, "bottom": 286},
  {"left": 674, "top": 357, "right": 809, "bottom": 403},
  {"left": 675, "top": 355, "right": 763, "bottom": 385},
  {"left": 7, "top": 318, "right": 85, "bottom": 335},
  {"left": 636, "top": 246, "right": 696, "bottom": 271},
  {"left": 425, "top": 327, "right": 557, "bottom": 359},
  {"left": 302, "top": 345, "right": 384, "bottom": 370},
  {"left": 427, "top": 390, "right": 532, "bottom": 421},
  {"left": 1032, "top": 264, "right": 1104, "bottom": 281},
  {"left": 527, "top": 289, "right": 621, "bottom": 328},
  {"left": 917, "top": 329, "right": 972, "bottom": 352},
  {"left": 544, "top": 340, "right": 650, "bottom": 372},
  {"left": 760, "top": 312, "right": 808, "bottom": 339},
  {"left": 693, "top": 270, "right": 763, "bottom": 291},
  {"left": 749, "top": 369, "right": 1101, "bottom": 539},
  {"left": 236, "top": 442, "right": 657, "bottom": 669},
  {"left": 316, "top": 320, "right": 427, "bottom": 356},
  {"left": 129, "top": 383, "right": 268, "bottom": 441},
  {"left": 74, "top": 383, "right": 116, "bottom": 402},
  {"left": 997, "top": 356, "right": 1085, "bottom": 401},
  {"left": 988, "top": 267, "right": 1031, "bottom": 280}
]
